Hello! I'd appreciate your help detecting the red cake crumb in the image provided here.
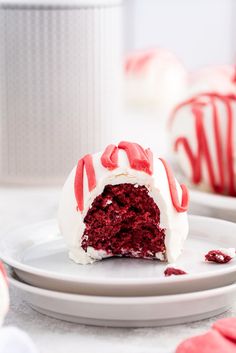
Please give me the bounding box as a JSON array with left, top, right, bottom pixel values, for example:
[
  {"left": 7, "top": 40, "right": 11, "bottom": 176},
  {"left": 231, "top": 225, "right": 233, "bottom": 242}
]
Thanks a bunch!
[
  {"left": 164, "top": 267, "right": 187, "bottom": 277},
  {"left": 205, "top": 250, "right": 233, "bottom": 264},
  {"left": 81, "top": 183, "right": 166, "bottom": 259}
]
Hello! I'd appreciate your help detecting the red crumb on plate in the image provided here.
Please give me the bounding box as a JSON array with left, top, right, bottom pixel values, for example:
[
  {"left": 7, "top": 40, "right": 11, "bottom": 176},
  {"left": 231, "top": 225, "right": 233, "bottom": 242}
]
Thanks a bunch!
[
  {"left": 205, "top": 250, "right": 233, "bottom": 264},
  {"left": 164, "top": 267, "right": 187, "bottom": 277}
]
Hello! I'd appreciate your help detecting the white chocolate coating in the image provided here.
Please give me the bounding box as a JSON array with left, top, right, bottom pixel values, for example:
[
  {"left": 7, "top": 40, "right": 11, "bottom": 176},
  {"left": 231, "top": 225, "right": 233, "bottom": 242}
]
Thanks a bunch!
[
  {"left": 0, "top": 268, "right": 9, "bottom": 326},
  {"left": 124, "top": 48, "right": 187, "bottom": 111},
  {"left": 58, "top": 149, "right": 189, "bottom": 264},
  {"left": 188, "top": 65, "right": 236, "bottom": 97}
]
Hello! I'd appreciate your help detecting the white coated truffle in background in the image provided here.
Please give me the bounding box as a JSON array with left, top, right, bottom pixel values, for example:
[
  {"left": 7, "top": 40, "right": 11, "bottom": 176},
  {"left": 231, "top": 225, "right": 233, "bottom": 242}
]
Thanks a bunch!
[
  {"left": 169, "top": 65, "right": 236, "bottom": 195},
  {"left": 124, "top": 48, "right": 187, "bottom": 111}
]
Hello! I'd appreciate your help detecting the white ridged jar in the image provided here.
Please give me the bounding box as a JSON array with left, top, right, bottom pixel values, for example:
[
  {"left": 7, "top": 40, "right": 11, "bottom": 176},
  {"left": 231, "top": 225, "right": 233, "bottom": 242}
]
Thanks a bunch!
[{"left": 0, "top": 0, "right": 122, "bottom": 184}]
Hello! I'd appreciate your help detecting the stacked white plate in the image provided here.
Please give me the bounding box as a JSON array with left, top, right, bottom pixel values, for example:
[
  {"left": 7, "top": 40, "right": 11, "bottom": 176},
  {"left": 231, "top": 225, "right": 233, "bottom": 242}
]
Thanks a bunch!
[{"left": 1, "top": 215, "right": 236, "bottom": 327}]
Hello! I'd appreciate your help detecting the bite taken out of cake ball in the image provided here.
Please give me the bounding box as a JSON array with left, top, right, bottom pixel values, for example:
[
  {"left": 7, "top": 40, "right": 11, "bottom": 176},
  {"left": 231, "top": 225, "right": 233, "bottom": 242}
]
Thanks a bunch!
[
  {"left": 58, "top": 141, "right": 189, "bottom": 265},
  {"left": 169, "top": 65, "right": 236, "bottom": 196},
  {"left": 124, "top": 48, "right": 187, "bottom": 111},
  {"left": 0, "top": 262, "right": 9, "bottom": 326}
]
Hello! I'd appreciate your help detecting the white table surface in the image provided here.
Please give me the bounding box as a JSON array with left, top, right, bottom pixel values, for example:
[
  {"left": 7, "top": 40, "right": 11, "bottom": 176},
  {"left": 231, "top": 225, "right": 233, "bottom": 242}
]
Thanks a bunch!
[{"left": 1, "top": 186, "right": 236, "bottom": 353}]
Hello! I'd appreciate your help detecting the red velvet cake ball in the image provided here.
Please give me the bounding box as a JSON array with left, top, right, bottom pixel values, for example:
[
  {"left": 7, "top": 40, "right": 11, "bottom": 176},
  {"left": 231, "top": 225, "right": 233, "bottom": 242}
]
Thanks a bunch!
[
  {"left": 58, "top": 141, "right": 189, "bottom": 264},
  {"left": 170, "top": 65, "right": 236, "bottom": 196},
  {"left": 176, "top": 330, "right": 236, "bottom": 353},
  {"left": 125, "top": 48, "right": 187, "bottom": 111}
]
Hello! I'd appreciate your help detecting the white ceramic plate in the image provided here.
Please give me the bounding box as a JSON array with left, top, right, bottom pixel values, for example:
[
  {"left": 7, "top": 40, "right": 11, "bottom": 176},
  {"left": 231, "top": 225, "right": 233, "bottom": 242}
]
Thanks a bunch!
[
  {"left": 9, "top": 271, "right": 236, "bottom": 327},
  {"left": 1, "top": 216, "right": 236, "bottom": 296},
  {"left": 190, "top": 189, "right": 236, "bottom": 222}
]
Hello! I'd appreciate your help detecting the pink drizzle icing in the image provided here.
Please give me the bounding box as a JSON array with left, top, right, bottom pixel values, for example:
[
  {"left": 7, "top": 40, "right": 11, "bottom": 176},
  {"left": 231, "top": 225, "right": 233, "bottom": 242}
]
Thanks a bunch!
[
  {"left": 159, "top": 158, "right": 189, "bottom": 212},
  {"left": 74, "top": 141, "right": 189, "bottom": 213},
  {"left": 125, "top": 50, "right": 155, "bottom": 73},
  {"left": 74, "top": 154, "right": 96, "bottom": 212},
  {"left": 118, "top": 141, "right": 153, "bottom": 175},
  {"left": 100, "top": 144, "right": 118, "bottom": 170}
]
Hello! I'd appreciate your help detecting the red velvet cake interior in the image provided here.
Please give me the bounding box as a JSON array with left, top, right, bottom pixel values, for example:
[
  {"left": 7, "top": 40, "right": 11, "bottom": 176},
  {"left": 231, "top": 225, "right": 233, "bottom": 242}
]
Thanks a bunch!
[{"left": 81, "top": 183, "right": 166, "bottom": 259}]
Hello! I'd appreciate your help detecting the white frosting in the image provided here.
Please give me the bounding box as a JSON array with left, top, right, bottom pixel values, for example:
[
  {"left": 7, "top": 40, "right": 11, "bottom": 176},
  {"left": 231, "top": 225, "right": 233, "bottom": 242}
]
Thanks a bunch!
[
  {"left": 58, "top": 148, "right": 189, "bottom": 264},
  {"left": 170, "top": 65, "right": 236, "bottom": 194},
  {"left": 0, "top": 269, "right": 9, "bottom": 326},
  {"left": 124, "top": 48, "right": 187, "bottom": 111}
]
